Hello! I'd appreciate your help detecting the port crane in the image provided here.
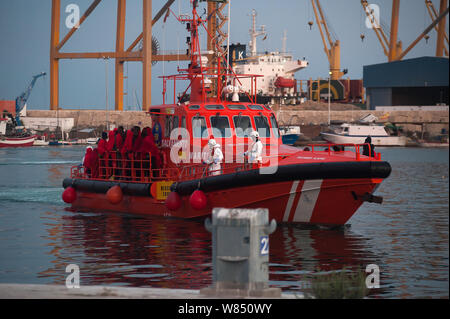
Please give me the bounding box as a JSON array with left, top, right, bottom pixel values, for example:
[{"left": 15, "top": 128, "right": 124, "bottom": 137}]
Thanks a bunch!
[
  {"left": 361, "top": 0, "right": 449, "bottom": 61},
  {"left": 361, "top": 0, "right": 403, "bottom": 61},
  {"left": 309, "top": 0, "right": 347, "bottom": 80},
  {"left": 15, "top": 72, "right": 46, "bottom": 127},
  {"left": 425, "top": 0, "right": 449, "bottom": 56}
]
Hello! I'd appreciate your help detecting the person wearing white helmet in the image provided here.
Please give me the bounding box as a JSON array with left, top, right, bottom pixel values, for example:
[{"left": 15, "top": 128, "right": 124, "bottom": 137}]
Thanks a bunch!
[
  {"left": 244, "top": 131, "right": 263, "bottom": 166},
  {"left": 203, "top": 138, "right": 224, "bottom": 176}
]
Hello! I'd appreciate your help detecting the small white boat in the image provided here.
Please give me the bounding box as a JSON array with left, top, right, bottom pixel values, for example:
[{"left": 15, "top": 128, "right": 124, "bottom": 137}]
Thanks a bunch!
[
  {"left": 86, "top": 137, "right": 98, "bottom": 145},
  {"left": 321, "top": 123, "right": 407, "bottom": 146},
  {"left": 33, "top": 138, "right": 49, "bottom": 146}
]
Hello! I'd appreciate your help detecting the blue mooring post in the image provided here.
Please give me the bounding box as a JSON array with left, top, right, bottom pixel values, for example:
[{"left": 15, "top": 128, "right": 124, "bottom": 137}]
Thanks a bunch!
[{"left": 201, "top": 208, "right": 281, "bottom": 297}]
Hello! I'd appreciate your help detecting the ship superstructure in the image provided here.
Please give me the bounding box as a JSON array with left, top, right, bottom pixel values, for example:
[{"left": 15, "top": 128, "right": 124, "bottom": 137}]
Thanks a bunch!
[{"left": 230, "top": 10, "right": 309, "bottom": 104}]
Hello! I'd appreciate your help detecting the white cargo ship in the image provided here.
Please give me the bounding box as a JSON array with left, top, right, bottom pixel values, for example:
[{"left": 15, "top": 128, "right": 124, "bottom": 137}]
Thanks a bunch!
[{"left": 229, "top": 10, "right": 308, "bottom": 105}]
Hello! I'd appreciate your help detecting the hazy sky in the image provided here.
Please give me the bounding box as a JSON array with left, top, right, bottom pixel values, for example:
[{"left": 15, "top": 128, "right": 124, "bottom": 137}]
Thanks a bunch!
[{"left": 0, "top": 0, "right": 447, "bottom": 110}]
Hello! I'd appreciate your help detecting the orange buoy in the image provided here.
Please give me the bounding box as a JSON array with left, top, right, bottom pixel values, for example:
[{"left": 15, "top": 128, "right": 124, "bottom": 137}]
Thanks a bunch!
[
  {"left": 62, "top": 187, "right": 77, "bottom": 203},
  {"left": 166, "top": 191, "right": 182, "bottom": 211},
  {"left": 150, "top": 182, "right": 158, "bottom": 198},
  {"left": 106, "top": 185, "right": 123, "bottom": 205},
  {"left": 189, "top": 190, "right": 207, "bottom": 210}
]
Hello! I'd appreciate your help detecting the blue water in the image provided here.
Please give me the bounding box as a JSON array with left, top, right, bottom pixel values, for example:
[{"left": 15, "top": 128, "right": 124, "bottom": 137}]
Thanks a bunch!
[{"left": 0, "top": 146, "right": 448, "bottom": 298}]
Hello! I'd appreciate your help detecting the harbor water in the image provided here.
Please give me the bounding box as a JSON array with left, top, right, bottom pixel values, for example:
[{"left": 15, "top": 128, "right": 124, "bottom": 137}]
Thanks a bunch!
[{"left": 0, "top": 146, "right": 448, "bottom": 298}]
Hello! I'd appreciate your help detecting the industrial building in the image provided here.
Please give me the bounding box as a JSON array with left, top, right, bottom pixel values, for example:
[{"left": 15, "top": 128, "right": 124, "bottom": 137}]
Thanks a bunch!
[{"left": 363, "top": 56, "right": 449, "bottom": 110}]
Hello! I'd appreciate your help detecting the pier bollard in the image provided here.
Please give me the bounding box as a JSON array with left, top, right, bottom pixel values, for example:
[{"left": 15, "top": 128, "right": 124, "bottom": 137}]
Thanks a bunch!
[{"left": 200, "top": 208, "right": 281, "bottom": 298}]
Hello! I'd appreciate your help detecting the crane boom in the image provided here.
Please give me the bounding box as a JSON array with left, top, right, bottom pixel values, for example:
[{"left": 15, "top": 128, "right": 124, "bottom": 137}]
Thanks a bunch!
[
  {"left": 426, "top": 0, "right": 449, "bottom": 56},
  {"left": 361, "top": 0, "right": 390, "bottom": 57},
  {"left": 15, "top": 72, "right": 46, "bottom": 126},
  {"left": 310, "top": 0, "right": 344, "bottom": 79}
]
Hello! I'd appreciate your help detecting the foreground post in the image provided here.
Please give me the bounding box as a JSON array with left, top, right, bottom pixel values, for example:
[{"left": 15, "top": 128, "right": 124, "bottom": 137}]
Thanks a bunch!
[{"left": 201, "top": 208, "right": 281, "bottom": 297}]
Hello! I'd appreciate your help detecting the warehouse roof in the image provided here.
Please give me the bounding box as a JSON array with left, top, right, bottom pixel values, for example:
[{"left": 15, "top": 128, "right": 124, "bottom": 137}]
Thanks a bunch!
[{"left": 363, "top": 56, "right": 448, "bottom": 88}]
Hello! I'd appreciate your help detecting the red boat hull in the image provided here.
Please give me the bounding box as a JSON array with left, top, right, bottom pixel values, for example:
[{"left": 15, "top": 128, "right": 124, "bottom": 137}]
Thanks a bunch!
[
  {"left": 0, "top": 135, "right": 36, "bottom": 148},
  {"left": 70, "top": 178, "right": 380, "bottom": 226}
]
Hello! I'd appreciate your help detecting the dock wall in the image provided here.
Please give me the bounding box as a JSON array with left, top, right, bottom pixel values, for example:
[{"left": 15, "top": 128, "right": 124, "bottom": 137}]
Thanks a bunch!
[
  {"left": 274, "top": 110, "right": 449, "bottom": 136},
  {"left": 25, "top": 109, "right": 449, "bottom": 136}
]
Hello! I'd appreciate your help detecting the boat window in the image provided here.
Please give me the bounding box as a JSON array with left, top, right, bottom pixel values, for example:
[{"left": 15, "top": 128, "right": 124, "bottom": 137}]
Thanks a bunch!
[
  {"left": 233, "top": 115, "right": 253, "bottom": 137},
  {"left": 189, "top": 105, "right": 200, "bottom": 110},
  {"left": 181, "top": 116, "right": 186, "bottom": 129},
  {"left": 164, "top": 115, "right": 173, "bottom": 138},
  {"left": 192, "top": 116, "right": 208, "bottom": 138},
  {"left": 248, "top": 104, "right": 264, "bottom": 111},
  {"left": 210, "top": 116, "right": 231, "bottom": 138},
  {"left": 172, "top": 115, "right": 180, "bottom": 134},
  {"left": 226, "top": 104, "right": 247, "bottom": 110},
  {"left": 270, "top": 114, "right": 280, "bottom": 138},
  {"left": 205, "top": 104, "right": 225, "bottom": 110},
  {"left": 254, "top": 116, "right": 271, "bottom": 137}
]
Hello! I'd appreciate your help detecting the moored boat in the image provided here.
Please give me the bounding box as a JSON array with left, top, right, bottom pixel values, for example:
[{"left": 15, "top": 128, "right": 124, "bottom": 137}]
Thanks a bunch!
[
  {"left": 280, "top": 126, "right": 302, "bottom": 145},
  {"left": 61, "top": 1, "right": 391, "bottom": 226},
  {"left": 321, "top": 123, "right": 407, "bottom": 146},
  {"left": 0, "top": 135, "right": 36, "bottom": 148}
]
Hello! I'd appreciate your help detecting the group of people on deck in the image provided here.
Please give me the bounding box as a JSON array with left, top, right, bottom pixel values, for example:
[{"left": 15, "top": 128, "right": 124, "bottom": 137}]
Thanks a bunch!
[
  {"left": 82, "top": 126, "right": 265, "bottom": 179},
  {"left": 83, "top": 126, "right": 162, "bottom": 179}
]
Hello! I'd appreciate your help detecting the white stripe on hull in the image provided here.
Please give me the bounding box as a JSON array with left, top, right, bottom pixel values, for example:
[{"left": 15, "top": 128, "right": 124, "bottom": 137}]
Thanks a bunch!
[
  {"left": 283, "top": 180, "right": 300, "bottom": 222},
  {"left": 292, "top": 179, "right": 323, "bottom": 223}
]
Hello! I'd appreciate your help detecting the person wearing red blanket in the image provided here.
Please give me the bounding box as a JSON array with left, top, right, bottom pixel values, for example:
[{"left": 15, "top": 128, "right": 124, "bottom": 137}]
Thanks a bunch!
[
  {"left": 97, "top": 131, "right": 108, "bottom": 177},
  {"left": 83, "top": 146, "right": 99, "bottom": 178},
  {"left": 140, "top": 127, "right": 162, "bottom": 177},
  {"left": 97, "top": 132, "right": 108, "bottom": 156},
  {"left": 106, "top": 129, "right": 117, "bottom": 152}
]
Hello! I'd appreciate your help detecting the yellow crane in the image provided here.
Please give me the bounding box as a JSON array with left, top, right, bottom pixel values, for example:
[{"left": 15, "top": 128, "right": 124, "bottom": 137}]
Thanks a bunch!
[
  {"left": 309, "top": 0, "right": 347, "bottom": 80},
  {"left": 425, "top": 0, "right": 449, "bottom": 56},
  {"left": 361, "top": 0, "right": 449, "bottom": 61},
  {"left": 361, "top": 0, "right": 403, "bottom": 61}
]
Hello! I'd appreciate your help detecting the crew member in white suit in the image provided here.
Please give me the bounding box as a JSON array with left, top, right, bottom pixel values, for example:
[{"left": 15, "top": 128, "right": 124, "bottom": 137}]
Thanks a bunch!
[
  {"left": 245, "top": 131, "right": 263, "bottom": 166},
  {"left": 204, "top": 138, "right": 224, "bottom": 176}
]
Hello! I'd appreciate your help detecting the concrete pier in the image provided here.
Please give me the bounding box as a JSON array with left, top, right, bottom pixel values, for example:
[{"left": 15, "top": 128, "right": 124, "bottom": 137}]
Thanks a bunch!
[{"left": 0, "top": 284, "right": 301, "bottom": 299}]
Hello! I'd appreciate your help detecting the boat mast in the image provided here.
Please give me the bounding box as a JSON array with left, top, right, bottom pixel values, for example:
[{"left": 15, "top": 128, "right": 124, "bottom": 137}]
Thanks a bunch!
[{"left": 249, "top": 9, "right": 266, "bottom": 57}]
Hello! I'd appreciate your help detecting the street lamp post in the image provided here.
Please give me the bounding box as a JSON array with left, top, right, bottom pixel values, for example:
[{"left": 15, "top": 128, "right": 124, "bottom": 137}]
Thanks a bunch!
[
  {"left": 328, "top": 71, "right": 331, "bottom": 126},
  {"left": 104, "top": 57, "right": 109, "bottom": 131}
]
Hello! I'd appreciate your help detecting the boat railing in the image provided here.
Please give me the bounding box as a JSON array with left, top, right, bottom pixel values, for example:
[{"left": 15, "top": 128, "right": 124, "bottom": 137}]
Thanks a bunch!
[
  {"left": 71, "top": 152, "right": 259, "bottom": 183},
  {"left": 306, "top": 143, "right": 381, "bottom": 161},
  {"left": 71, "top": 151, "right": 181, "bottom": 183},
  {"left": 177, "top": 162, "right": 257, "bottom": 181}
]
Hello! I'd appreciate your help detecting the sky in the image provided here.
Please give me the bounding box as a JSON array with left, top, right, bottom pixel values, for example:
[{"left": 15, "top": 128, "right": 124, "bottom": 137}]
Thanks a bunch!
[{"left": 0, "top": 0, "right": 447, "bottom": 110}]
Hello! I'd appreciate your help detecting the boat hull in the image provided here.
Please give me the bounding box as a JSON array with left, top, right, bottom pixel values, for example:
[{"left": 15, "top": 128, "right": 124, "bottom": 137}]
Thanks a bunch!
[
  {"left": 64, "top": 160, "right": 391, "bottom": 226},
  {"left": 321, "top": 132, "right": 407, "bottom": 146},
  {"left": 66, "top": 178, "right": 381, "bottom": 226},
  {"left": 0, "top": 135, "right": 36, "bottom": 148},
  {"left": 281, "top": 134, "right": 300, "bottom": 145}
]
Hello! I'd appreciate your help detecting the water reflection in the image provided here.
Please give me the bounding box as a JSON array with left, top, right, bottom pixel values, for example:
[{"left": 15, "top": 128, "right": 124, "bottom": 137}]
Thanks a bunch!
[
  {"left": 0, "top": 147, "right": 447, "bottom": 298},
  {"left": 38, "top": 211, "right": 389, "bottom": 296},
  {"left": 39, "top": 212, "right": 212, "bottom": 289}
]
